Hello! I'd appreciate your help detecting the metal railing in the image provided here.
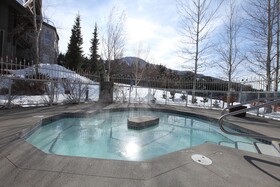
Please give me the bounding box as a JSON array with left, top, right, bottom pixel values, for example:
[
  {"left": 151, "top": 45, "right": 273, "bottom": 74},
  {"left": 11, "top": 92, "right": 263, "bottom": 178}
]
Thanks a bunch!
[
  {"left": 221, "top": 96, "right": 279, "bottom": 115},
  {"left": 1, "top": 58, "right": 279, "bottom": 108},
  {"left": 218, "top": 98, "right": 280, "bottom": 141},
  {"left": 0, "top": 59, "right": 101, "bottom": 107}
]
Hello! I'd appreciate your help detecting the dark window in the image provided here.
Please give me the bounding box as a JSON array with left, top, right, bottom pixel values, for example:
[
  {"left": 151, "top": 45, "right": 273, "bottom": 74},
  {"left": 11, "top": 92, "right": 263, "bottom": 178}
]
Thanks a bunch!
[
  {"left": 0, "top": 30, "right": 4, "bottom": 57},
  {"left": 44, "top": 32, "right": 52, "bottom": 46}
]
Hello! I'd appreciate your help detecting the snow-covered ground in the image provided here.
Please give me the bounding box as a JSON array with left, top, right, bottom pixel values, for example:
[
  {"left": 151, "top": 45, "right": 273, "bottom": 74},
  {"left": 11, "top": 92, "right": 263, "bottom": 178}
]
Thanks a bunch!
[
  {"left": 0, "top": 64, "right": 279, "bottom": 120},
  {"left": 113, "top": 85, "right": 280, "bottom": 120}
]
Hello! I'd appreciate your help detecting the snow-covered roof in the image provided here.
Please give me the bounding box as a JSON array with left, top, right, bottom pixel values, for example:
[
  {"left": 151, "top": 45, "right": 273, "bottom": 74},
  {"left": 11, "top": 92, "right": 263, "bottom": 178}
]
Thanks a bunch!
[
  {"left": 16, "top": 0, "right": 24, "bottom": 5},
  {"left": 8, "top": 63, "right": 94, "bottom": 84}
]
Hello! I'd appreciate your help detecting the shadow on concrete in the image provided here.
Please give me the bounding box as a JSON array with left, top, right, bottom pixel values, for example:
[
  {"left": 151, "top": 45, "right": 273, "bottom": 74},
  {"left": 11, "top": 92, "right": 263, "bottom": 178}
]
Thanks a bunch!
[{"left": 244, "top": 155, "right": 280, "bottom": 182}]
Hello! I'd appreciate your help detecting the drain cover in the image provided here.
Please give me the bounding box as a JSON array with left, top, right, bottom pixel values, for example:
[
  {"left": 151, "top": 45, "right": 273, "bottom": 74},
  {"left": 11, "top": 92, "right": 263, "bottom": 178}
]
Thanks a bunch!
[{"left": 191, "top": 154, "right": 212, "bottom": 165}]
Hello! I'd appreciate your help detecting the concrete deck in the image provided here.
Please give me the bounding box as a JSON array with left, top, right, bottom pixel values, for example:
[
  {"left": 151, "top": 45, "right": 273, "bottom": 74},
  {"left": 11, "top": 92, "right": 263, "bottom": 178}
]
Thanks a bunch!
[{"left": 0, "top": 103, "right": 280, "bottom": 187}]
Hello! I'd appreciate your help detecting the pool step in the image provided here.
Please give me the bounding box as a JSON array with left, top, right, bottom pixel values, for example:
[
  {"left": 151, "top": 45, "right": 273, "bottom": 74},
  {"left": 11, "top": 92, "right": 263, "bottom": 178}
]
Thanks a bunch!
[
  {"left": 219, "top": 141, "right": 236, "bottom": 148},
  {"left": 254, "top": 142, "right": 280, "bottom": 157},
  {"left": 218, "top": 141, "right": 258, "bottom": 153},
  {"left": 217, "top": 141, "right": 280, "bottom": 157},
  {"left": 236, "top": 142, "right": 259, "bottom": 153},
  {"left": 204, "top": 141, "right": 219, "bottom": 145}
]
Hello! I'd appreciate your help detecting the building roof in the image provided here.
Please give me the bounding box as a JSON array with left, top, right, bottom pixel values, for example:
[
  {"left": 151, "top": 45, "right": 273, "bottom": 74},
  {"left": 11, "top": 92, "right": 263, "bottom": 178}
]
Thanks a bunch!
[
  {"left": 3, "top": 0, "right": 29, "bottom": 13},
  {"left": 42, "top": 21, "right": 60, "bottom": 40},
  {"left": 4, "top": 0, "right": 42, "bottom": 18},
  {"left": 23, "top": 0, "right": 42, "bottom": 17}
]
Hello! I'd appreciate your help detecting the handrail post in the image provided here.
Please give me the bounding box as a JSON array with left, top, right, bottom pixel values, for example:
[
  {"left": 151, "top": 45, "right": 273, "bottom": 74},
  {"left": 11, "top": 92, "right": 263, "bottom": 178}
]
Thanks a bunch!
[
  {"left": 209, "top": 92, "right": 213, "bottom": 109},
  {"left": 257, "top": 93, "right": 260, "bottom": 116}
]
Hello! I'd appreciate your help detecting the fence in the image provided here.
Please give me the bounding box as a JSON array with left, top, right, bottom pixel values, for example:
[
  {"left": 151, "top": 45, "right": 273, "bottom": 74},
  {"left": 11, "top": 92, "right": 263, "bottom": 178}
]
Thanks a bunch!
[
  {"left": 0, "top": 57, "right": 279, "bottom": 110},
  {"left": 111, "top": 72, "right": 279, "bottom": 111},
  {"left": 112, "top": 80, "right": 279, "bottom": 109},
  {"left": 0, "top": 58, "right": 100, "bottom": 107},
  {"left": 111, "top": 77, "right": 272, "bottom": 92}
]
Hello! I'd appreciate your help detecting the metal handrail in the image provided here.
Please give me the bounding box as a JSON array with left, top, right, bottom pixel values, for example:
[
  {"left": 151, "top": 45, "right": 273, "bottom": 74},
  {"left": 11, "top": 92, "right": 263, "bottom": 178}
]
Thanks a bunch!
[
  {"left": 221, "top": 96, "right": 279, "bottom": 115},
  {"left": 218, "top": 98, "right": 280, "bottom": 141}
]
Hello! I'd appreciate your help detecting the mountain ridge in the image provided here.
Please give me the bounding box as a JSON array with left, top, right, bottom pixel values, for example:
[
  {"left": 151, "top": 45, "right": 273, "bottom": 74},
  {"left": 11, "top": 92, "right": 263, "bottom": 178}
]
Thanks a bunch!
[{"left": 119, "top": 56, "right": 218, "bottom": 81}]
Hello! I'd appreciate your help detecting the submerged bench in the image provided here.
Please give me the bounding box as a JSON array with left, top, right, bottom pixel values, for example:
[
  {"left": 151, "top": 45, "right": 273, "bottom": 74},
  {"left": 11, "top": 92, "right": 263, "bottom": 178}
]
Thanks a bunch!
[{"left": 127, "top": 116, "right": 159, "bottom": 130}]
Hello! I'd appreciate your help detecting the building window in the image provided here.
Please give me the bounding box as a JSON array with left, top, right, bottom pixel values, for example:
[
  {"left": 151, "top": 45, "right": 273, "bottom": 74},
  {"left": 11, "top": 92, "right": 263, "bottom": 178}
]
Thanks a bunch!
[
  {"left": 42, "top": 54, "right": 49, "bottom": 64},
  {"left": 44, "top": 31, "right": 52, "bottom": 46},
  {"left": 0, "top": 30, "right": 4, "bottom": 57}
]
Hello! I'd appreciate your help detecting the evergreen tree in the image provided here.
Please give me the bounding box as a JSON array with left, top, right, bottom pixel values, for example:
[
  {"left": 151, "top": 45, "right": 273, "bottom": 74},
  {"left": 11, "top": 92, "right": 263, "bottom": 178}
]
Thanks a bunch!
[
  {"left": 81, "top": 56, "right": 90, "bottom": 70},
  {"left": 89, "top": 23, "right": 100, "bottom": 73},
  {"left": 158, "top": 64, "right": 167, "bottom": 75},
  {"left": 65, "top": 14, "right": 83, "bottom": 70},
  {"left": 57, "top": 53, "right": 66, "bottom": 66}
]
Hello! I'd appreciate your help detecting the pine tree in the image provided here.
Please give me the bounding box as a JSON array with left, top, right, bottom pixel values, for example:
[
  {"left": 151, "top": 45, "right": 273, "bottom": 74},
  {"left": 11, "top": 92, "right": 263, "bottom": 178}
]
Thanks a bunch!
[
  {"left": 57, "top": 53, "right": 66, "bottom": 66},
  {"left": 65, "top": 14, "right": 83, "bottom": 70},
  {"left": 89, "top": 23, "right": 100, "bottom": 73}
]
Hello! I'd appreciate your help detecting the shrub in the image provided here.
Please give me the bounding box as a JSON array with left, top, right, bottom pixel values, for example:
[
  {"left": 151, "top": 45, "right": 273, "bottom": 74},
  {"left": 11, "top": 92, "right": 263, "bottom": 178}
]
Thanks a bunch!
[
  {"left": 11, "top": 80, "right": 47, "bottom": 95},
  {"left": 221, "top": 95, "right": 236, "bottom": 105},
  {"left": 0, "top": 88, "right": 9, "bottom": 94},
  {"left": 213, "top": 100, "right": 220, "bottom": 108},
  {"left": 170, "top": 91, "right": 175, "bottom": 101},
  {"left": 201, "top": 97, "right": 208, "bottom": 103},
  {"left": 191, "top": 97, "right": 197, "bottom": 104}
]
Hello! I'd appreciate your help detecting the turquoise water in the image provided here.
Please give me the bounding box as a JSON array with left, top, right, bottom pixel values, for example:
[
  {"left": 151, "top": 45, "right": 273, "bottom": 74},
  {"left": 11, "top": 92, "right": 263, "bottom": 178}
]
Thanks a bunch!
[{"left": 26, "top": 110, "right": 257, "bottom": 161}]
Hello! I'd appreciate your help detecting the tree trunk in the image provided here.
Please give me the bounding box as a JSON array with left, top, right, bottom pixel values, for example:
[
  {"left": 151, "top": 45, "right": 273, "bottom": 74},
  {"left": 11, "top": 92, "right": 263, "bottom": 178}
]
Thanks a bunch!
[
  {"left": 266, "top": 0, "right": 272, "bottom": 92},
  {"left": 227, "top": 11, "right": 233, "bottom": 106},
  {"left": 33, "top": 0, "right": 42, "bottom": 76},
  {"left": 275, "top": 0, "right": 279, "bottom": 93},
  {"left": 192, "top": 1, "right": 201, "bottom": 104},
  {"left": 274, "top": 0, "right": 279, "bottom": 112}
]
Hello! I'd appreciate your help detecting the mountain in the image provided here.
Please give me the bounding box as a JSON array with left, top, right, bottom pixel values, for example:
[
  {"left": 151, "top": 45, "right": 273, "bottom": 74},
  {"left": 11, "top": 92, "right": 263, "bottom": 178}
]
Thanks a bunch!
[
  {"left": 119, "top": 56, "right": 207, "bottom": 79},
  {"left": 114, "top": 56, "right": 256, "bottom": 92},
  {"left": 120, "top": 57, "right": 148, "bottom": 68}
]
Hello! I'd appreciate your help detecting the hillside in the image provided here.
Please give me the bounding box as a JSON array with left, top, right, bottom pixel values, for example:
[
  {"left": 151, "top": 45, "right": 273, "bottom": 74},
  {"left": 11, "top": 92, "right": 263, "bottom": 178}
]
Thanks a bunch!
[
  {"left": 113, "top": 57, "right": 189, "bottom": 79},
  {"left": 106, "top": 56, "right": 256, "bottom": 92},
  {"left": 114, "top": 57, "right": 220, "bottom": 82}
]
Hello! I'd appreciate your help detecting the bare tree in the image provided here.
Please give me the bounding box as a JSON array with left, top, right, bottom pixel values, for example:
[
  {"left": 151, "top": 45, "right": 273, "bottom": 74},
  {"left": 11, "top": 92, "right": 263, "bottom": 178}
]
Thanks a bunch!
[
  {"left": 102, "top": 7, "right": 126, "bottom": 80},
  {"left": 177, "top": 0, "right": 223, "bottom": 103},
  {"left": 245, "top": 0, "right": 279, "bottom": 92},
  {"left": 215, "top": 0, "right": 244, "bottom": 105},
  {"left": 24, "top": 0, "right": 43, "bottom": 68},
  {"left": 131, "top": 44, "right": 150, "bottom": 100},
  {"left": 274, "top": 0, "right": 280, "bottom": 94}
]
